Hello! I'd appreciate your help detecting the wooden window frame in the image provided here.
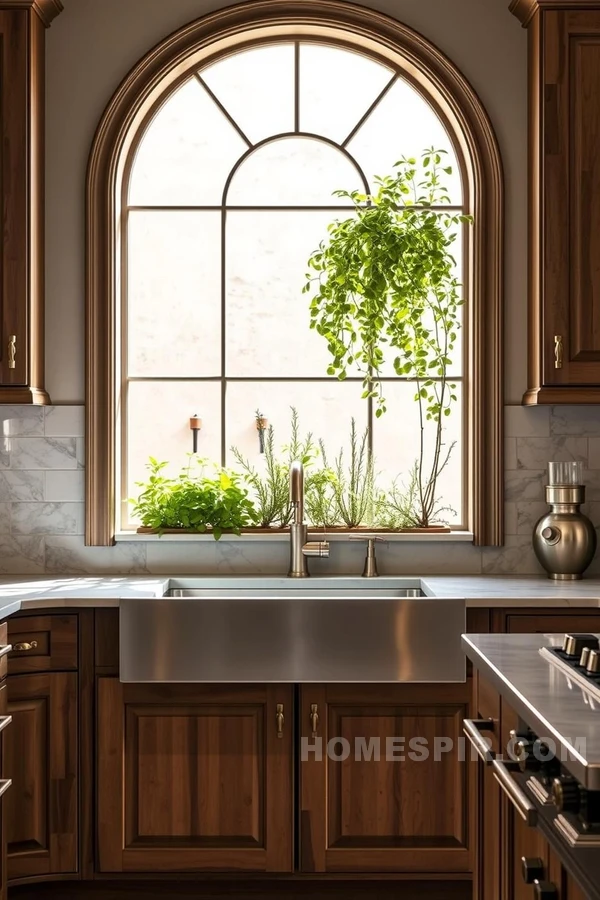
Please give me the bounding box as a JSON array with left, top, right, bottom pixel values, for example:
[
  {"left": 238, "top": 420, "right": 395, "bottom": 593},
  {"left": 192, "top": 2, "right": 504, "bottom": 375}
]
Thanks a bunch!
[{"left": 86, "top": 0, "right": 504, "bottom": 546}]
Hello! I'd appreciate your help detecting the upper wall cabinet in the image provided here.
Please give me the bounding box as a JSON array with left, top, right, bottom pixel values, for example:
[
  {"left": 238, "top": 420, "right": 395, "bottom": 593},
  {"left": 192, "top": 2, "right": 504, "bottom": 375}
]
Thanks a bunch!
[
  {"left": 512, "top": 0, "right": 600, "bottom": 403},
  {"left": 0, "top": 0, "right": 63, "bottom": 404}
]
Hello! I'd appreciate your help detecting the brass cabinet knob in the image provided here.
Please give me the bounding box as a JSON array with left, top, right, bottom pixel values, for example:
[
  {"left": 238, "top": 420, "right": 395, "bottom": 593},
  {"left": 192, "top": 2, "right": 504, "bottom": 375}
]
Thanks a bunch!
[
  {"left": 554, "top": 334, "right": 563, "bottom": 369},
  {"left": 276, "top": 703, "right": 284, "bottom": 738},
  {"left": 7, "top": 335, "right": 16, "bottom": 370},
  {"left": 310, "top": 703, "right": 319, "bottom": 737},
  {"left": 12, "top": 641, "right": 38, "bottom": 652}
]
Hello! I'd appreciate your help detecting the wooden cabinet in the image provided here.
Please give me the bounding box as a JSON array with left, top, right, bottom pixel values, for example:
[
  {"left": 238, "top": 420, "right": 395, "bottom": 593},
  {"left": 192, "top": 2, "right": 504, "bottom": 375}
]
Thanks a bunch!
[
  {"left": 0, "top": 1, "right": 61, "bottom": 403},
  {"left": 493, "top": 611, "right": 600, "bottom": 636},
  {"left": 96, "top": 679, "right": 293, "bottom": 874},
  {"left": 299, "top": 683, "right": 472, "bottom": 875},
  {"left": 512, "top": 1, "right": 600, "bottom": 403},
  {"left": 5, "top": 671, "right": 78, "bottom": 880}
]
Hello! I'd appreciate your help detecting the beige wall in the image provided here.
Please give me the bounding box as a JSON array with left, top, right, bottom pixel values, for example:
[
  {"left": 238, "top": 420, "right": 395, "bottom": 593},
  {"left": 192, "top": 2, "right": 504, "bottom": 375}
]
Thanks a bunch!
[{"left": 45, "top": 0, "right": 527, "bottom": 403}]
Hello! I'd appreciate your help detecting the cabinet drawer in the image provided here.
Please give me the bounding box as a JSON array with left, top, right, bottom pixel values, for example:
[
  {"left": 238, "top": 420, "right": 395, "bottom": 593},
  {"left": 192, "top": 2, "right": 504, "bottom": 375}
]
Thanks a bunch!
[{"left": 7, "top": 615, "right": 77, "bottom": 673}]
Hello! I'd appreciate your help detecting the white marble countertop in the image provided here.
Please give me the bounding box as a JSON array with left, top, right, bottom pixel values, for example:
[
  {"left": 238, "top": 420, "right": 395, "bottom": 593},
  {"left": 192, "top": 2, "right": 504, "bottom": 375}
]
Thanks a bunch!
[{"left": 0, "top": 574, "right": 597, "bottom": 621}]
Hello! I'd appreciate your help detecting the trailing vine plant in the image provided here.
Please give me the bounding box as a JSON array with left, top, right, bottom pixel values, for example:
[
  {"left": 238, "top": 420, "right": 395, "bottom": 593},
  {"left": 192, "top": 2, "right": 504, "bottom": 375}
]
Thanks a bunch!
[{"left": 304, "top": 149, "right": 471, "bottom": 527}]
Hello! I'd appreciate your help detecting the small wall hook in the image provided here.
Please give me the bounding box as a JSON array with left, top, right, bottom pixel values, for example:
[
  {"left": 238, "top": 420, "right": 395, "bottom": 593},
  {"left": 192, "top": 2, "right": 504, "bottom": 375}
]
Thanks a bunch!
[
  {"left": 189, "top": 414, "right": 202, "bottom": 453},
  {"left": 256, "top": 410, "right": 268, "bottom": 453}
]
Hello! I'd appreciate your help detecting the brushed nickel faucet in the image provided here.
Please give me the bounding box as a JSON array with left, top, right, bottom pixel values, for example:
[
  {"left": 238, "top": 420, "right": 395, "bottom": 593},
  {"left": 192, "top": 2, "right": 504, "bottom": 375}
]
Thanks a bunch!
[{"left": 288, "top": 460, "right": 330, "bottom": 577}]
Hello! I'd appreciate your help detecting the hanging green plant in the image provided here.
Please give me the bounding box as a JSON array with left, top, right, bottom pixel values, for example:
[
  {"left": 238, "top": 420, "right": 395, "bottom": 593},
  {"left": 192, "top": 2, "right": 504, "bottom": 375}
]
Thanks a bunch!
[{"left": 305, "top": 148, "right": 471, "bottom": 527}]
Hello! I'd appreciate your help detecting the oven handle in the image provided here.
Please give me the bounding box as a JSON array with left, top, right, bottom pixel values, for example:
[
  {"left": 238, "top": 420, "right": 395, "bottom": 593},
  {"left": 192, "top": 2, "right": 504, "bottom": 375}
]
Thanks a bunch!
[
  {"left": 463, "top": 718, "right": 495, "bottom": 765},
  {"left": 492, "top": 757, "right": 537, "bottom": 826}
]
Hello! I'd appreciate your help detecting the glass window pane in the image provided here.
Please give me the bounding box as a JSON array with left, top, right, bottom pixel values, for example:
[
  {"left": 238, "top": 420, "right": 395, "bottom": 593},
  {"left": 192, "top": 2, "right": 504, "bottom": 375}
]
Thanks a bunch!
[
  {"left": 129, "top": 78, "right": 247, "bottom": 206},
  {"left": 226, "top": 137, "right": 364, "bottom": 205},
  {"left": 225, "top": 381, "right": 368, "bottom": 470},
  {"left": 347, "top": 78, "right": 462, "bottom": 204},
  {"left": 201, "top": 43, "right": 294, "bottom": 144},
  {"left": 126, "top": 381, "right": 222, "bottom": 520},
  {"left": 226, "top": 210, "right": 363, "bottom": 377},
  {"left": 128, "top": 211, "right": 221, "bottom": 377},
  {"left": 299, "top": 43, "right": 393, "bottom": 144},
  {"left": 372, "top": 382, "right": 463, "bottom": 525}
]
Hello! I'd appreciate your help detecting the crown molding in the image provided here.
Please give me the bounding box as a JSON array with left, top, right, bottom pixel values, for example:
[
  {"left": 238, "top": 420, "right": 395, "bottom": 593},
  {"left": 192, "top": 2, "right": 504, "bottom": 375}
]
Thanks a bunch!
[
  {"left": 510, "top": 0, "right": 600, "bottom": 27},
  {"left": 0, "top": 0, "right": 64, "bottom": 27}
]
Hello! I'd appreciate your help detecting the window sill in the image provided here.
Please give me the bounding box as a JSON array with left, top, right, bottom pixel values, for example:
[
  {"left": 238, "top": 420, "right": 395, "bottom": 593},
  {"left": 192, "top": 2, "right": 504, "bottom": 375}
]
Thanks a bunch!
[{"left": 114, "top": 530, "right": 475, "bottom": 543}]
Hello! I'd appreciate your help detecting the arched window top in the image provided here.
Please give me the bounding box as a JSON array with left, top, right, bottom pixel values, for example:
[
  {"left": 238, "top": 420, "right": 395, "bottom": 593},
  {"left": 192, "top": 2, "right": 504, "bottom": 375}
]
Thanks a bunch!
[{"left": 87, "top": 0, "right": 503, "bottom": 546}]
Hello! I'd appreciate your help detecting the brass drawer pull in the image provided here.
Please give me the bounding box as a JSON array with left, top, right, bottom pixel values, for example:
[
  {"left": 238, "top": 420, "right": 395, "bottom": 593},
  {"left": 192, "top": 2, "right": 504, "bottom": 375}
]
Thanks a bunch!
[
  {"left": 8, "top": 335, "right": 16, "bottom": 369},
  {"left": 0, "top": 716, "right": 12, "bottom": 734},
  {"left": 12, "top": 641, "right": 38, "bottom": 652},
  {"left": 554, "top": 334, "right": 563, "bottom": 369},
  {"left": 0, "top": 780, "right": 11, "bottom": 800},
  {"left": 310, "top": 703, "right": 319, "bottom": 737},
  {"left": 276, "top": 703, "right": 284, "bottom": 738}
]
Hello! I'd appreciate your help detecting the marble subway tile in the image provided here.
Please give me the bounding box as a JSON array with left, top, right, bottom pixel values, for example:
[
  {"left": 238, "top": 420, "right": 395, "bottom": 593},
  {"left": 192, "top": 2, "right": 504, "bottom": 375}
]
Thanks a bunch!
[
  {"left": 582, "top": 470, "right": 600, "bottom": 501},
  {"left": 588, "top": 438, "right": 600, "bottom": 470},
  {"left": 365, "top": 540, "right": 482, "bottom": 576},
  {"left": 0, "top": 503, "right": 10, "bottom": 534},
  {"left": 551, "top": 407, "right": 600, "bottom": 436},
  {"left": 44, "top": 406, "right": 85, "bottom": 437},
  {"left": 505, "top": 470, "right": 546, "bottom": 501},
  {"left": 504, "top": 502, "right": 518, "bottom": 535},
  {"left": 12, "top": 502, "right": 84, "bottom": 535},
  {"left": 0, "top": 471, "right": 44, "bottom": 501},
  {"left": 45, "top": 536, "right": 148, "bottom": 575},
  {"left": 505, "top": 406, "right": 550, "bottom": 438},
  {"left": 514, "top": 501, "right": 547, "bottom": 535},
  {"left": 505, "top": 438, "right": 517, "bottom": 470},
  {"left": 10, "top": 437, "right": 77, "bottom": 470},
  {"left": 215, "top": 539, "right": 289, "bottom": 575},
  {"left": 76, "top": 437, "right": 84, "bottom": 469},
  {"left": 481, "top": 535, "right": 543, "bottom": 576},
  {"left": 146, "top": 539, "right": 218, "bottom": 574},
  {"left": 0, "top": 535, "right": 45, "bottom": 574},
  {"left": 0, "top": 406, "right": 44, "bottom": 437},
  {"left": 44, "top": 470, "right": 85, "bottom": 502},
  {"left": 516, "top": 436, "right": 588, "bottom": 470}
]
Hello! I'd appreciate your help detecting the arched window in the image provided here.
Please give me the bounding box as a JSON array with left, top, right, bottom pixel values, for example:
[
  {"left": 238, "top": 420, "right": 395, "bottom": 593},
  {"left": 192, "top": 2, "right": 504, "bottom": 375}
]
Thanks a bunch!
[{"left": 86, "top": 1, "right": 503, "bottom": 546}]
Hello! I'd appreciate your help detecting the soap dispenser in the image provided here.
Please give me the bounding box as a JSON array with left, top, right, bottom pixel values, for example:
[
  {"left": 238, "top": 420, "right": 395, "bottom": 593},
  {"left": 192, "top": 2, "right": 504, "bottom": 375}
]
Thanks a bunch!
[{"left": 533, "top": 462, "right": 597, "bottom": 580}]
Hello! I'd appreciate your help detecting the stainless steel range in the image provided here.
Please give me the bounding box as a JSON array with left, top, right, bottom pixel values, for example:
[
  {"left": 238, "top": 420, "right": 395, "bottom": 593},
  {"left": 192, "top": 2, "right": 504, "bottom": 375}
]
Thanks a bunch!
[{"left": 463, "top": 630, "right": 600, "bottom": 895}]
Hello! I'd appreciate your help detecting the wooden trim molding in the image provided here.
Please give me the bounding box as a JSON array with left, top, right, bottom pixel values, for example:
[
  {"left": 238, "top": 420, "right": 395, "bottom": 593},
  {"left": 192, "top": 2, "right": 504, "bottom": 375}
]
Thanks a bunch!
[
  {"left": 0, "top": 0, "right": 63, "bottom": 27},
  {"left": 86, "top": 0, "right": 504, "bottom": 546},
  {"left": 509, "top": 0, "right": 600, "bottom": 27}
]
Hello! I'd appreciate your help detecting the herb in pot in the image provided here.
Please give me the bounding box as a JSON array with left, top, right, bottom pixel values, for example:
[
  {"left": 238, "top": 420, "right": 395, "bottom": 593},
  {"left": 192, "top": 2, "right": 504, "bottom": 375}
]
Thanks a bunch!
[{"left": 131, "top": 456, "right": 259, "bottom": 539}]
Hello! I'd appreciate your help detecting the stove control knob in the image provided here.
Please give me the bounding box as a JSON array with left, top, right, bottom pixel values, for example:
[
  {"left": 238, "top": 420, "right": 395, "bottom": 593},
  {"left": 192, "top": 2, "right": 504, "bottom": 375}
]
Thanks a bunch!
[
  {"left": 533, "top": 882, "right": 558, "bottom": 900},
  {"left": 552, "top": 776, "right": 581, "bottom": 814},
  {"left": 514, "top": 737, "right": 541, "bottom": 772},
  {"left": 521, "top": 857, "right": 545, "bottom": 884},
  {"left": 587, "top": 649, "right": 600, "bottom": 674},
  {"left": 562, "top": 633, "right": 600, "bottom": 658}
]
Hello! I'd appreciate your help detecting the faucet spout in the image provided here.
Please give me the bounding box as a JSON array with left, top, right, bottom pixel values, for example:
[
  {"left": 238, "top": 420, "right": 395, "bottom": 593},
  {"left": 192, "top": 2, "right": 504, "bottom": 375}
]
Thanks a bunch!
[
  {"left": 289, "top": 460, "right": 304, "bottom": 525},
  {"left": 288, "top": 460, "right": 330, "bottom": 577}
]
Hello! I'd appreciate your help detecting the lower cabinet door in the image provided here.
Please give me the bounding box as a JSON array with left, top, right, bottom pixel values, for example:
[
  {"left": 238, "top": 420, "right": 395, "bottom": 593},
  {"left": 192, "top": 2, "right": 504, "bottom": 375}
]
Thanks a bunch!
[
  {"left": 299, "top": 683, "right": 472, "bottom": 874},
  {"left": 5, "top": 672, "right": 78, "bottom": 880},
  {"left": 97, "top": 679, "right": 293, "bottom": 873},
  {"left": 0, "top": 680, "right": 9, "bottom": 900}
]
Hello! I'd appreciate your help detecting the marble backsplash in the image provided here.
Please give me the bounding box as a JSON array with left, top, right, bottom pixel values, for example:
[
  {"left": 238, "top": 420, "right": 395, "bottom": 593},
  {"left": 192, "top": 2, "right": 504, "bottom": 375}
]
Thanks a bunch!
[{"left": 0, "top": 404, "right": 600, "bottom": 576}]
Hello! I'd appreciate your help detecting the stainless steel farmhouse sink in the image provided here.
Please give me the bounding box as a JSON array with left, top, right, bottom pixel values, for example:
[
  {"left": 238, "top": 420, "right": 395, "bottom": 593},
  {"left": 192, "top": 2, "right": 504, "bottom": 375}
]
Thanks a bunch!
[{"left": 120, "top": 578, "right": 465, "bottom": 684}]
